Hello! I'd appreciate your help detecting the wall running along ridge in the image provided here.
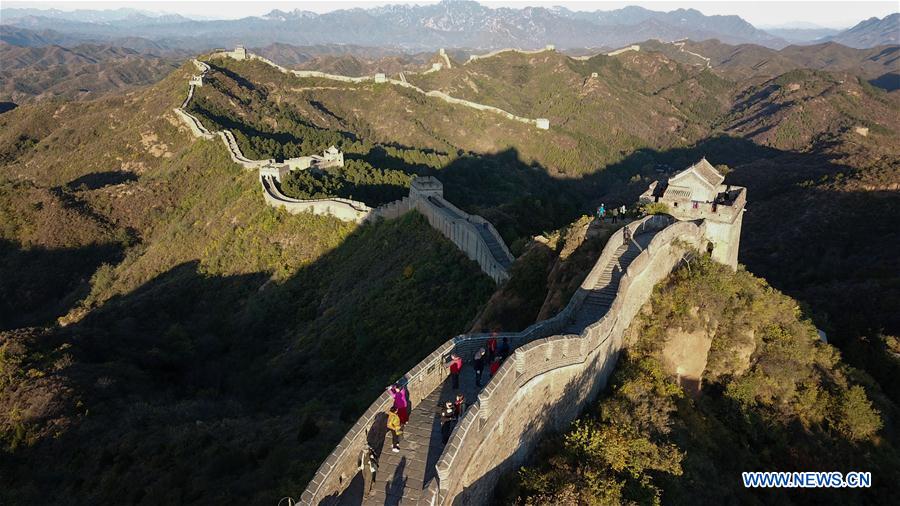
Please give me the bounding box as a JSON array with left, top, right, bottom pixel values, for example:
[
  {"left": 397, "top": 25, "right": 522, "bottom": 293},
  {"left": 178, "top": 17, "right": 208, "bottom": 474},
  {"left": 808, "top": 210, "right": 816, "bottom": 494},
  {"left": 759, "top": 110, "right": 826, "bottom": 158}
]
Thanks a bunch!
[
  {"left": 172, "top": 59, "right": 515, "bottom": 282},
  {"left": 466, "top": 45, "right": 556, "bottom": 63},
  {"left": 210, "top": 48, "right": 549, "bottom": 129},
  {"left": 298, "top": 215, "right": 723, "bottom": 505},
  {"left": 572, "top": 44, "right": 641, "bottom": 61}
]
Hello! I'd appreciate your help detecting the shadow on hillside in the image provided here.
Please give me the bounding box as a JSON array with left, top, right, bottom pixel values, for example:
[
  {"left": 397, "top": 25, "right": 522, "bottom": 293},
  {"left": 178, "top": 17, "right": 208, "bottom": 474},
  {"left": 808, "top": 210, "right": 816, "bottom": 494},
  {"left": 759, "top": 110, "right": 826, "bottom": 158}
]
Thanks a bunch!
[
  {"left": 0, "top": 238, "right": 124, "bottom": 331},
  {"left": 0, "top": 212, "right": 495, "bottom": 505},
  {"left": 66, "top": 170, "right": 138, "bottom": 191},
  {"left": 869, "top": 72, "right": 900, "bottom": 92}
]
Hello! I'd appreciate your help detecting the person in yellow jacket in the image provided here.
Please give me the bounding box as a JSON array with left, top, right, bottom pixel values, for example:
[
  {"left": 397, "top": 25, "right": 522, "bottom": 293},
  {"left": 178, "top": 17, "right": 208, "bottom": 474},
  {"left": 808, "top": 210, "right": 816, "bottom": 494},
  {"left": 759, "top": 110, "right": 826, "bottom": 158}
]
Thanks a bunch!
[{"left": 387, "top": 406, "right": 402, "bottom": 453}]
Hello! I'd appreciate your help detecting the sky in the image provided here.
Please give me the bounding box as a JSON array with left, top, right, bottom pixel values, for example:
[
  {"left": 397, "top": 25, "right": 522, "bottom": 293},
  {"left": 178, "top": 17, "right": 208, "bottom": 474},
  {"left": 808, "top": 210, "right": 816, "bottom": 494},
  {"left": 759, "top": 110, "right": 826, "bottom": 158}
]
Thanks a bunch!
[{"left": 3, "top": 0, "right": 897, "bottom": 29}]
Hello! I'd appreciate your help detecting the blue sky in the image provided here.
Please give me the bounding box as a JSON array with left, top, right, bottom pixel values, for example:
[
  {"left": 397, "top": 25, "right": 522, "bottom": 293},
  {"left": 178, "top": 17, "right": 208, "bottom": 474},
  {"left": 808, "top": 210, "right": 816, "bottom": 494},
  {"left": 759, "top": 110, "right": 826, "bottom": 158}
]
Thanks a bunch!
[{"left": 4, "top": 1, "right": 897, "bottom": 29}]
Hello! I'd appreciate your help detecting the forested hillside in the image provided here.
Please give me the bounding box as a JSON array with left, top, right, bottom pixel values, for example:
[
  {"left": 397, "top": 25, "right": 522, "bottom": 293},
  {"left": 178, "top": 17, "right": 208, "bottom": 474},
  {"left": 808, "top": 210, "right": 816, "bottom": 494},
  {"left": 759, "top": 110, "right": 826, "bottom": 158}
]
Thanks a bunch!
[{"left": 0, "top": 60, "right": 494, "bottom": 504}]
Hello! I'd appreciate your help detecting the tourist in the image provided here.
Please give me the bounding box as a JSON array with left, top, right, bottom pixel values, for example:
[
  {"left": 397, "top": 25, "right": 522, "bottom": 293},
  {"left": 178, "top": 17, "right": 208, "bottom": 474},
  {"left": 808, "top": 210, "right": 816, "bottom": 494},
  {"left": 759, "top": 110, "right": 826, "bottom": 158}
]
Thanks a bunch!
[
  {"left": 498, "top": 337, "right": 511, "bottom": 360},
  {"left": 440, "top": 401, "right": 457, "bottom": 445},
  {"left": 486, "top": 331, "right": 498, "bottom": 362},
  {"left": 359, "top": 444, "right": 378, "bottom": 494},
  {"left": 620, "top": 204, "right": 626, "bottom": 218},
  {"left": 489, "top": 356, "right": 501, "bottom": 377},
  {"left": 611, "top": 207, "right": 619, "bottom": 223},
  {"left": 623, "top": 224, "right": 632, "bottom": 245},
  {"left": 473, "top": 347, "right": 486, "bottom": 387},
  {"left": 454, "top": 393, "right": 466, "bottom": 417},
  {"left": 388, "top": 384, "right": 409, "bottom": 426},
  {"left": 448, "top": 353, "right": 463, "bottom": 389},
  {"left": 387, "top": 406, "right": 402, "bottom": 453},
  {"left": 597, "top": 203, "right": 606, "bottom": 222}
]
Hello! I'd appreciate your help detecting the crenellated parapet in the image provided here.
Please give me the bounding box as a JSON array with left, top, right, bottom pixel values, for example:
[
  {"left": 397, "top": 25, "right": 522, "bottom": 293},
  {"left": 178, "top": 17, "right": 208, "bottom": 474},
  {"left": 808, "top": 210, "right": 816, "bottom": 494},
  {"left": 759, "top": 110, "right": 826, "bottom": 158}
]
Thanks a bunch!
[{"left": 428, "top": 218, "right": 706, "bottom": 504}]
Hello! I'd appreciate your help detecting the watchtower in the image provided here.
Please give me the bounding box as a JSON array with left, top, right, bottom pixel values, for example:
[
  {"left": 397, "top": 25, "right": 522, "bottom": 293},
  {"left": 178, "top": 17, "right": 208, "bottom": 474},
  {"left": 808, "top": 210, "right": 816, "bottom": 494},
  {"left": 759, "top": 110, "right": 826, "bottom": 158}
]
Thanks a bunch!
[
  {"left": 640, "top": 158, "right": 746, "bottom": 268},
  {"left": 410, "top": 176, "right": 444, "bottom": 200}
]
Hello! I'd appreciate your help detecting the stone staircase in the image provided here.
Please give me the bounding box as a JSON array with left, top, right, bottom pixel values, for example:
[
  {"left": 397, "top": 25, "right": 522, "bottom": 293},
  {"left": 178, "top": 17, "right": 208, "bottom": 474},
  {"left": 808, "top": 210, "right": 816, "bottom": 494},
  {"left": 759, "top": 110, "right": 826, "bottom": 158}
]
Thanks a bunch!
[{"left": 563, "top": 236, "right": 648, "bottom": 334}]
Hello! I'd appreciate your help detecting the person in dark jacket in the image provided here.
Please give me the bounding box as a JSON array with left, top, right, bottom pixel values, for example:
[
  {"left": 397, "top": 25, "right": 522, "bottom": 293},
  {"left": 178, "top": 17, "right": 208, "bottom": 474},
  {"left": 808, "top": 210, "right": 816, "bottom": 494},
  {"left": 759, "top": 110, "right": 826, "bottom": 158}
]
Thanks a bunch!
[
  {"left": 498, "top": 337, "right": 511, "bottom": 360},
  {"left": 454, "top": 393, "right": 466, "bottom": 418},
  {"left": 440, "top": 401, "right": 457, "bottom": 445},
  {"left": 473, "top": 347, "right": 486, "bottom": 387}
]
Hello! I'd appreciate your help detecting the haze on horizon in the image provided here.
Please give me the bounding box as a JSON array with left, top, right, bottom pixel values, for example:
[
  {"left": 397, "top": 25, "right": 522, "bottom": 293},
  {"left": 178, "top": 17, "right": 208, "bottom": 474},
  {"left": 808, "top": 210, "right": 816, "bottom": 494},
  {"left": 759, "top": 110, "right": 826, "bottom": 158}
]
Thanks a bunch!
[{"left": 3, "top": 0, "right": 898, "bottom": 29}]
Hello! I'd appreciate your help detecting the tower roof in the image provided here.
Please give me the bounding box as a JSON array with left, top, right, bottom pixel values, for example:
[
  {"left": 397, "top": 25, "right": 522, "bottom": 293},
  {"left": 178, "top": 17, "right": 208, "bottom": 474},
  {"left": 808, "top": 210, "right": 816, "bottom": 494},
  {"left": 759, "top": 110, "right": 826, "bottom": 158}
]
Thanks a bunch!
[{"left": 669, "top": 158, "right": 724, "bottom": 190}]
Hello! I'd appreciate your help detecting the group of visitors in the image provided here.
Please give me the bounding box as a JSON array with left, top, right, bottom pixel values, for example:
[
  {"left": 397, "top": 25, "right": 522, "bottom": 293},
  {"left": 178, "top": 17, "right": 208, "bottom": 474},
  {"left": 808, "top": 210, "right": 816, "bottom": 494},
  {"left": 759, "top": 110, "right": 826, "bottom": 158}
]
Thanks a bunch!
[
  {"left": 383, "top": 331, "right": 515, "bottom": 453},
  {"left": 439, "top": 392, "right": 467, "bottom": 444},
  {"left": 596, "top": 203, "right": 628, "bottom": 224},
  {"left": 441, "top": 331, "right": 512, "bottom": 443}
]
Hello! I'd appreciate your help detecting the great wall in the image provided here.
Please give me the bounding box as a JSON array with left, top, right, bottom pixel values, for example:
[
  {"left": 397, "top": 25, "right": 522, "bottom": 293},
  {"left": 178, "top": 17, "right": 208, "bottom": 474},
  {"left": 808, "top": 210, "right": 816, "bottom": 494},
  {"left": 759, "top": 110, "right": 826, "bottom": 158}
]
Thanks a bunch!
[
  {"left": 298, "top": 177, "right": 745, "bottom": 504},
  {"left": 173, "top": 55, "right": 515, "bottom": 283},
  {"left": 211, "top": 46, "right": 551, "bottom": 130},
  {"left": 173, "top": 48, "right": 746, "bottom": 505},
  {"left": 295, "top": 163, "right": 746, "bottom": 504}
]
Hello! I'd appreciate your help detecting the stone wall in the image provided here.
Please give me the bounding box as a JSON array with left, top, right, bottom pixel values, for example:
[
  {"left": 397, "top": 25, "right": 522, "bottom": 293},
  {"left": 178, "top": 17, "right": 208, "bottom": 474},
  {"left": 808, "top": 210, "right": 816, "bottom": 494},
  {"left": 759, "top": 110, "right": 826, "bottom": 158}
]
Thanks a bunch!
[
  {"left": 297, "top": 216, "right": 678, "bottom": 506},
  {"left": 466, "top": 45, "right": 556, "bottom": 64},
  {"left": 173, "top": 107, "right": 215, "bottom": 140},
  {"left": 260, "top": 175, "right": 374, "bottom": 222},
  {"left": 407, "top": 178, "right": 515, "bottom": 284},
  {"left": 173, "top": 60, "right": 514, "bottom": 280},
  {"left": 218, "top": 130, "right": 274, "bottom": 169},
  {"left": 425, "top": 218, "right": 707, "bottom": 505}
]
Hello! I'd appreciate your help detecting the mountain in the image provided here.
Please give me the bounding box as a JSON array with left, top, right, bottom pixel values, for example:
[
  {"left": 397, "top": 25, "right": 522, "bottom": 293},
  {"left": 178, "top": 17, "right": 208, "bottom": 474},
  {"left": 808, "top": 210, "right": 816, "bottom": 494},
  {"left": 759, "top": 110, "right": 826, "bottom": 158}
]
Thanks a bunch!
[
  {"left": 251, "top": 42, "right": 422, "bottom": 68},
  {"left": 0, "top": 42, "right": 181, "bottom": 103},
  {"left": 764, "top": 27, "right": 841, "bottom": 43},
  {"left": 0, "top": 0, "right": 794, "bottom": 50},
  {"left": 0, "top": 25, "right": 184, "bottom": 54},
  {"left": 1, "top": 35, "right": 899, "bottom": 504},
  {"left": 635, "top": 39, "right": 900, "bottom": 87},
  {"left": 0, "top": 61, "right": 495, "bottom": 503},
  {"left": 827, "top": 13, "right": 900, "bottom": 48}
]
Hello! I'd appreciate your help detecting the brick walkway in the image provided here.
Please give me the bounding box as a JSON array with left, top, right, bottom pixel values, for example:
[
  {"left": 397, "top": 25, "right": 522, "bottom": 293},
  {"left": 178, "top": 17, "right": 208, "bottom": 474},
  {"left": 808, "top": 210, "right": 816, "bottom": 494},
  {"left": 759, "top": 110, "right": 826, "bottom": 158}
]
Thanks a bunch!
[{"left": 364, "top": 363, "right": 484, "bottom": 505}]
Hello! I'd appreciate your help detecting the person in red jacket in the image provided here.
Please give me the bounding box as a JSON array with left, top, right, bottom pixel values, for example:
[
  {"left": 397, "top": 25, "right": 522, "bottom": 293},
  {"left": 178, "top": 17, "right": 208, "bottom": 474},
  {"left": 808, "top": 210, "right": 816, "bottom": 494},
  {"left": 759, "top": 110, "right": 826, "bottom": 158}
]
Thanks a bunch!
[
  {"left": 448, "top": 353, "right": 463, "bottom": 389},
  {"left": 486, "top": 331, "right": 498, "bottom": 362},
  {"left": 489, "top": 356, "right": 501, "bottom": 377}
]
